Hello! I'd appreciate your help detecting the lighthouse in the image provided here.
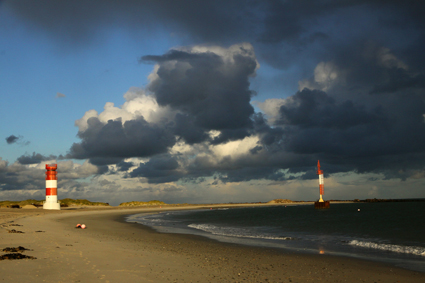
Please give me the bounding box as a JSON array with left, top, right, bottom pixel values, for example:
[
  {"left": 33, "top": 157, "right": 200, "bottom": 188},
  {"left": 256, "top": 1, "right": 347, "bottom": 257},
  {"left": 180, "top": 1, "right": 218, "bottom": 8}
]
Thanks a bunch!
[
  {"left": 317, "top": 160, "right": 324, "bottom": 202},
  {"left": 314, "top": 160, "right": 330, "bottom": 209},
  {"left": 43, "top": 164, "right": 60, "bottom": 210}
]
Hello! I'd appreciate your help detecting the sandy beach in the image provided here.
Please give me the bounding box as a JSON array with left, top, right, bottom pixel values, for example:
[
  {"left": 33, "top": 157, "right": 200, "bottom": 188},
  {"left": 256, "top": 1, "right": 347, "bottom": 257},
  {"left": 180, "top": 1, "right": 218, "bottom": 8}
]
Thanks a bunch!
[{"left": 1, "top": 206, "right": 424, "bottom": 283}]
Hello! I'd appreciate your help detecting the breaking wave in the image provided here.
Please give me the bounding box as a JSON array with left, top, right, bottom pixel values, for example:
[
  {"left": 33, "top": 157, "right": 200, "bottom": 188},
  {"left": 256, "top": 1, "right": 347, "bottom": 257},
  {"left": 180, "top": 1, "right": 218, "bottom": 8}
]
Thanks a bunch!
[
  {"left": 348, "top": 240, "right": 425, "bottom": 256},
  {"left": 188, "top": 223, "right": 294, "bottom": 241}
]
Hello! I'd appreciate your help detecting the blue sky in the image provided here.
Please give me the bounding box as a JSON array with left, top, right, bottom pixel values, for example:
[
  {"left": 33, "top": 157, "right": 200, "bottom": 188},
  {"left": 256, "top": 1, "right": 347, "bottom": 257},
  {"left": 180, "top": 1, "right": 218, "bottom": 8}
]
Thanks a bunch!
[{"left": 1, "top": 1, "right": 425, "bottom": 205}]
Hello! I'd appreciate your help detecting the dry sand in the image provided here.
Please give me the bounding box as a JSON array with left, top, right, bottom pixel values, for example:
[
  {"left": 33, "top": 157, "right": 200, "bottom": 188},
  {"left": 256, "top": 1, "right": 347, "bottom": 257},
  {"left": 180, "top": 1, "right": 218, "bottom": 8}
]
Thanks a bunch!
[{"left": 1, "top": 205, "right": 424, "bottom": 283}]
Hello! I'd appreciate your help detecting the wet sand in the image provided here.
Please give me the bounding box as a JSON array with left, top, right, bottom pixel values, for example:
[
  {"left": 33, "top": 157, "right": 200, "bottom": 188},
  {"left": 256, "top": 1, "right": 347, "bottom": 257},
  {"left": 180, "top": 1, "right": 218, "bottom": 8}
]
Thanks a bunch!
[{"left": 1, "top": 206, "right": 424, "bottom": 282}]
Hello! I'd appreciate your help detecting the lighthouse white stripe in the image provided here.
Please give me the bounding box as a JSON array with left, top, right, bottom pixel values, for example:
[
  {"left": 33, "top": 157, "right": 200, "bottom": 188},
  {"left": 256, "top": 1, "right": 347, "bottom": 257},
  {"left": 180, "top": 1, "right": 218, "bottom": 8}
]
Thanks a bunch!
[
  {"left": 319, "top": 174, "right": 324, "bottom": 185},
  {"left": 46, "top": 195, "right": 58, "bottom": 202},
  {"left": 46, "top": 180, "right": 57, "bottom": 188}
]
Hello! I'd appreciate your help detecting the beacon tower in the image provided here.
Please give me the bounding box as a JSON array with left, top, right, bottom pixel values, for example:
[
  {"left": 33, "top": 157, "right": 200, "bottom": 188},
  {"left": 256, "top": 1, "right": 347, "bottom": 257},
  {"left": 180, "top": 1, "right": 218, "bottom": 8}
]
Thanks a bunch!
[
  {"left": 314, "top": 160, "right": 330, "bottom": 209},
  {"left": 43, "top": 164, "right": 60, "bottom": 210},
  {"left": 317, "top": 160, "right": 324, "bottom": 202}
]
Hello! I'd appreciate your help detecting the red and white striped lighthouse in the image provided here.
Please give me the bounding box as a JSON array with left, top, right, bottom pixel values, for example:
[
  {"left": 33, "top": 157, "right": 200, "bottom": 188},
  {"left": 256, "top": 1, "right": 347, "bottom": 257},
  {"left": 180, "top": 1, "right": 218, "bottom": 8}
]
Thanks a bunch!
[
  {"left": 316, "top": 160, "right": 324, "bottom": 202},
  {"left": 43, "top": 164, "right": 60, "bottom": 210}
]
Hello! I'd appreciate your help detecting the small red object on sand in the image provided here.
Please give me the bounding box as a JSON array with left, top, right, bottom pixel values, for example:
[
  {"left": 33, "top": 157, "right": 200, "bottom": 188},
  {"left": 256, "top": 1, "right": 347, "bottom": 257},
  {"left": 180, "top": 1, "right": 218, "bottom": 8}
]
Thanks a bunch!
[{"left": 76, "top": 224, "right": 81, "bottom": 228}]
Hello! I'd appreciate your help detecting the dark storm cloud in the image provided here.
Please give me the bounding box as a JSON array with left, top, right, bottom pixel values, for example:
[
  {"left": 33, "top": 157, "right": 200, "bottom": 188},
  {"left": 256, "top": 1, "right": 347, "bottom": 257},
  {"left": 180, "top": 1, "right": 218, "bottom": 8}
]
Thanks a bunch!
[
  {"left": 4, "top": 0, "right": 261, "bottom": 45},
  {"left": 257, "top": 1, "right": 423, "bottom": 43},
  {"left": 7, "top": 1, "right": 424, "bottom": 44},
  {"left": 172, "top": 113, "right": 209, "bottom": 144},
  {"left": 278, "top": 89, "right": 385, "bottom": 130},
  {"left": 69, "top": 44, "right": 259, "bottom": 168},
  {"left": 143, "top": 47, "right": 257, "bottom": 143},
  {"left": 370, "top": 70, "right": 425, "bottom": 95},
  {"left": 272, "top": 86, "right": 425, "bottom": 177},
  {"left": 129, "top": 155, "right": 183, "bottom": 184},
  {"left": 317, "top": 43, "right": 423, "bottom": 98},
  {"left": 68, "top": 43, "right": 425, "bottom": 184},
  {"left": 8, "top": 0, "right": 424, "bottom": 185},
  {"left": 180, "top": 78, "right": 425, "bottom": 182},
  {"left": 116, "top": 160, "right": 134, "bottom": 172},
  {"left": 17, "top": 152, "right": 57, "bottom": 164},
  {"left": 69, "top": 117, "right": 176, "bottom": 164},
  {"left": 210, "top": 129, "right": 251, "bottom": 145},
  {"left": 6, "top": 1, "right": 423, "bottom": 71},
  {"left": 169, "top": 41, "right": 425, "bottom": 184},
  {"left": 257, "top": 1, "right": 425, "bottom": 69}
]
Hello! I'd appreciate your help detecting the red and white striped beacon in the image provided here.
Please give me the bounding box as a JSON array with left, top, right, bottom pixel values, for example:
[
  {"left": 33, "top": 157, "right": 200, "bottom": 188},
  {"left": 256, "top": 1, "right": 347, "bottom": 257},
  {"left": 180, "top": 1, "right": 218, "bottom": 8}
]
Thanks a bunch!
[
  {"left": 315, "top": 160, "right": 329, "bottom": 209},
  {"left": 43, "top": 164, "right": 60, "bottom": 210},
  {"left": 317, "top": 160, "right": 324, "bottom": 202}
]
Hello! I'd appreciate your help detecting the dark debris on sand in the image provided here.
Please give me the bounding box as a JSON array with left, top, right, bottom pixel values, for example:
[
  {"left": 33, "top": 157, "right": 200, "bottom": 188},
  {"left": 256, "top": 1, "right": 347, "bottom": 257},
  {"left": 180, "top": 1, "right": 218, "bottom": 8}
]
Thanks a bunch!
[
  {"left": 0, "top": 253, "right": 36, "bottom": 260},
  {"left": 0, "top": 246, "right": 36, "bottom": 260},
  {"left": 2, "top": 246, "right": 31, "bottom": 253},
  {"left": 8, "top": 229, "right": 24, "bottom": 233}
]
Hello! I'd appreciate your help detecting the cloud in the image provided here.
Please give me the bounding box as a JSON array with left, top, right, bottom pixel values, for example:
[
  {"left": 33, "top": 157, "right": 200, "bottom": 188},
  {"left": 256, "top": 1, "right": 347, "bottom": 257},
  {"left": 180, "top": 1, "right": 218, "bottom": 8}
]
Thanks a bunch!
[
  {"left": 5, "top": 135, "right": 19, "bottom": 144},
  {"left": 298, "top": 61, "right": 345, "bottom": 92},
  {"left": 277, "top": 89, "right": 384, "bottom": 130},
  {"left": 5, "top": 135, "right": 29, "bottom": 145},
  {"left": 253, "top": 99, "right": 286, "bottom": 125},
  {"left": 151, "top": 43, "right": 425, "bottom": 183},
  {"left": 64, "top": 38, "right": 425, "bottom": 187},
  {"left": 4, "top": 1, "right": 425, "bottom": 202},
  {"left": 144, "top": 43, "right": 259, "bottom": 143},
  {"left": 17, "top": 152, "right": 57, "bottom": 165},
  {"left": 129, "top": 154, "right": 183, "bottom": 184},
  {"left": 6, "top": 1, "right": 425, "bottom": 72},
  {"left": 3, "top": 0, "right": 262, "bottom": 45},
  {"left": 69, "top": 116, "right": 176, "bottom": 164},
  {"left": 69, "top": 43, "right": 260, "bottom": 165},
  {"left": 74, "top": 88, "right": 172, "bottom": 132},
  {"left": 0, "top": 158, "right": 106, "bottom": 193},
  {"left": 266, "top": 53, "right": 425, "bottom": 179}
]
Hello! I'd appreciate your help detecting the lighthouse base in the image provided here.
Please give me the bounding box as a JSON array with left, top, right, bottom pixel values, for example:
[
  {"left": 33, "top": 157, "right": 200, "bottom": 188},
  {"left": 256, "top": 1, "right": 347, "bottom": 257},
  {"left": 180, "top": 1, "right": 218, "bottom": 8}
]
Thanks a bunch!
[
  {"left": 43, "top": 201, "right": 61, "bottom": 210},
  {"left": 314, "top": 201, "right": 330, "bottom": 209}
]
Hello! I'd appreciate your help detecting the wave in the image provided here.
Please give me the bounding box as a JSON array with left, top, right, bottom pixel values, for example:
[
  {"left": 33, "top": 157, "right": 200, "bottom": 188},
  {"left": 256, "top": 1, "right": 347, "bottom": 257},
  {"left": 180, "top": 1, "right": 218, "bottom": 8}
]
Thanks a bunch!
[
  {"left": 188, "top": 223, "right": 294, "bottom": 241},
  {"left": 348, "top": 240, "right": 425, "bottom": 256},
  {"left": 126, "top": 213, "right": 178, "bottom": 226}
]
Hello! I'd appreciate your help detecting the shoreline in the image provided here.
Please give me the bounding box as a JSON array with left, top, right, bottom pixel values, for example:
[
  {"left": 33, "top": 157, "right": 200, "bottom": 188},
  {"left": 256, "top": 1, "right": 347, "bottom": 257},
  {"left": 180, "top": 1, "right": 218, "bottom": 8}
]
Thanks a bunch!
[{"left": 1, "top": 206, "right": 424, "bottom": 282}]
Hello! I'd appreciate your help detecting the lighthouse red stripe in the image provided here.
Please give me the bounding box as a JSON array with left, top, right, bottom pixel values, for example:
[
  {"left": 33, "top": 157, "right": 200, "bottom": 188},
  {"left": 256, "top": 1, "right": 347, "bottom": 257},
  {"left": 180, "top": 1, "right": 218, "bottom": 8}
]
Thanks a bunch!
[{"left": 46, "top": 188, "right": 57, "bottom": 195}]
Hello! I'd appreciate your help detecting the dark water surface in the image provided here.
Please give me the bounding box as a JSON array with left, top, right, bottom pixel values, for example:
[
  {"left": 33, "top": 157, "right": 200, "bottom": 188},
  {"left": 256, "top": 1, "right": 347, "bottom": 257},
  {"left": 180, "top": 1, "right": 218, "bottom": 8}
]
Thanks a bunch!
[{"left": 126, "top": 202, "right": 425, "bottom": 272}]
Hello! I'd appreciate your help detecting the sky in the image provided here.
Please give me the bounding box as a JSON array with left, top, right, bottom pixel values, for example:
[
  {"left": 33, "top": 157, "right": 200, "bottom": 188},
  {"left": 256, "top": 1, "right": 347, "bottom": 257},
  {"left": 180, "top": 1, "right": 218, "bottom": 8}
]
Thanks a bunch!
[{"left": 1, "top": 0, "right": 425, "bottom": 205}]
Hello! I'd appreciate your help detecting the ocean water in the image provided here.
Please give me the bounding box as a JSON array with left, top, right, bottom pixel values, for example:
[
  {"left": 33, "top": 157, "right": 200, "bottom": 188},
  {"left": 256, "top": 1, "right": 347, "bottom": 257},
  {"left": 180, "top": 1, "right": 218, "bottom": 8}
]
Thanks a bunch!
[{"left": 126, "top": 202, "right": 425, "bottom": 272}]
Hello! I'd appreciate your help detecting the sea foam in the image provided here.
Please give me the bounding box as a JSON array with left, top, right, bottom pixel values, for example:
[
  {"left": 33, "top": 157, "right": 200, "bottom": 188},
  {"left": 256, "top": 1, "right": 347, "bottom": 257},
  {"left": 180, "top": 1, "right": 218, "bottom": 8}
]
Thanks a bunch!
[
  {"left": 188, "top": 223, "right": 294, "bottom": 241},
  {"left": 348, "top": 240, "right": 425, "bottom": 256}
]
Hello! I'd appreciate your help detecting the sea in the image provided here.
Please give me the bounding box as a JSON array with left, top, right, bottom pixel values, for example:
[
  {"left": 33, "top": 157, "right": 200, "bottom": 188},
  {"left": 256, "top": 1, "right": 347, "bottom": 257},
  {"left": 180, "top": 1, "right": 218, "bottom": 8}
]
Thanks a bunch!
[{"left": 125, "top": 202, "right": 425, "bottom": 272}]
